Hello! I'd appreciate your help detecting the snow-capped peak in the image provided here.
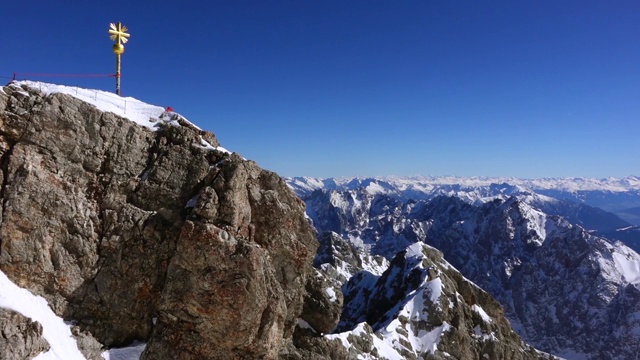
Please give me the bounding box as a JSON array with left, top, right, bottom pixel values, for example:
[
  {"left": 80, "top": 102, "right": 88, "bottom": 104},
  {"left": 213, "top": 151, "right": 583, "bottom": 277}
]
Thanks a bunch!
[{"left": 287, "top": 175, "right": 640, "bottom": 197}]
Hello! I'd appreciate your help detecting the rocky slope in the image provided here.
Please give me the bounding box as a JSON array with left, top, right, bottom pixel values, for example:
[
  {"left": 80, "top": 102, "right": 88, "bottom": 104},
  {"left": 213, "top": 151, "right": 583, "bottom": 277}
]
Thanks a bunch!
[
  {"left": 0, "top": 81, "right": 331, "bottom": 359},
  {"left": 289, "top": 177, "right": 640, "bottom": 359},
  {"left": 325, "top": 242, "right": 552, "bottom": 359}
]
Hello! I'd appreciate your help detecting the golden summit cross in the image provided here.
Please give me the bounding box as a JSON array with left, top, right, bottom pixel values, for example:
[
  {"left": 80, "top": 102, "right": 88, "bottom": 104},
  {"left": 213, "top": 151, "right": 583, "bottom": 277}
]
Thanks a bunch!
[
  {"left": 109, "top": 22, "right": 130, "bottom": 45},
  {"left": 108, "top": 22, "right": 130, "bottom": 96}
]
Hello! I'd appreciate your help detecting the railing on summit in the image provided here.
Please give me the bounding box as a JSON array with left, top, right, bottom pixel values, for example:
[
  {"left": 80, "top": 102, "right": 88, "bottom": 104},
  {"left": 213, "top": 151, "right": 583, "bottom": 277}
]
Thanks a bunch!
[
  {"left": 12, "top": 80, "right": 135, "bottom": 115},
  {"left": 12, "top": 72, "right": 117, "bottom": 80}
]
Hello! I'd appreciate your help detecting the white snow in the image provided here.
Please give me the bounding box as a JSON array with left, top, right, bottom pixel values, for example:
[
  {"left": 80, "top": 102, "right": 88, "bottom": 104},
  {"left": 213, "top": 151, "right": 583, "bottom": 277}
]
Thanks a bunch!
[
  {"left": 0, "top": 270, "right": 85, "bottom": 360},
  {"left": 358, "top": 252, "right": 451, "bottom": 359},
  {"left": 612, "top": 251, "right": 640, "bottom": 284},
  {"left": 296, "top": 318, "right": 318, "bottom": 333},
  {"left": 199, "top": 138, "right": 230, "bottom": 154},
  {"left": 326, "top": 323, "right": 406, "bottom": 360},
  {"left": 597, "top": 242, "right": 640, "bottom": 286},
  {"left": 325, "top": 323, "right": 363, "bottom": 350},
  {"left": 520, "top": 203, "right": 548, "bottom": 243},
  {"left": 472, "top": 326, "right": 497, "bottom": 342},
  {"left": 426, "top": 278, "right": 443, "bottom": 304},
  {"left": 363, "top": 182, "right": 386, "bottom": 195},
  {"left": 287, "top": 175, "right": 640, "bottom": 197},
  {"left": 418, "top": 322, "right": 452, "bottom": 353},
  {"left": 15, "top": 81, "right": 165, "bottom": 130},
  {"left": 617, "top": 226, "right": 636, "bottom": 232},
  {"left": 325, "top": 287, "right": 337, "bottom": 302},
  {"left": 472, "top": 304, "right": 493, "bottom": 323},
  {"left": 405, "top": 242, "right": 425, "bottom": 259},
  {"left": 101, "top": 343, "right": 146, "bottom": 360},
  {"left": 329, "top": 192, "right": 350, "bottom": 213},
  {"left": 369, "top": 332, "right": 405, "bottom": 360},
  {"left": 285, "top": 176, "right": 330, "bottom": 195}
]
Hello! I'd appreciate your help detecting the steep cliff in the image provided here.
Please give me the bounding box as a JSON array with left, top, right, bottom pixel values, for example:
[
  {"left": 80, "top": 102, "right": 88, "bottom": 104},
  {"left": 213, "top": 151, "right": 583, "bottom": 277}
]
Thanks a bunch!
[{"left": 0, "top": 81, "right": 325, "bottom": 359}]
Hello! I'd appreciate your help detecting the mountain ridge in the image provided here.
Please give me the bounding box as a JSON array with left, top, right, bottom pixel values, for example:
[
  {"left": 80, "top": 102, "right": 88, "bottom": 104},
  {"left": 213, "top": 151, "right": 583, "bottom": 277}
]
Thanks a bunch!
[
  {"left": 288, "top": 175, "right": 640, "bottom": 194},
  {"left": 289, "top": 176, "right": 640, "bottom": 229},
  {"left": 289, "top": 176, "right": 640, "bottom": 359}
]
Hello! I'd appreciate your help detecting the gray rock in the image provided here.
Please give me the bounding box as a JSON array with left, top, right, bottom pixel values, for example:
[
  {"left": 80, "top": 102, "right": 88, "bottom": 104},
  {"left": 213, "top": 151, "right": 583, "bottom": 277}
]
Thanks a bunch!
[
  {"left": 70, "top": 325, "right": 104, "bottom": 360},
  {"left": 279, "top": 334, "right": 349, "bottom": 360},
  {"left": 0, "top": 308, "right": 49, "bottom": 360},
  {"left": 300, "top": 268, "right": 343, "bottom": 334}
]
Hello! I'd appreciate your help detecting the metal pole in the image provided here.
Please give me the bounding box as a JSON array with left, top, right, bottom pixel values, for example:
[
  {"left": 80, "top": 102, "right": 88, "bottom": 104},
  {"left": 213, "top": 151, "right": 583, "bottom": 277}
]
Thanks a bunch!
[
  {"left": 109, "top": 22, "right": 129, "bottom": 96},
  {"left": 116, "top": 53, "right": 121, "bottom": 96}
]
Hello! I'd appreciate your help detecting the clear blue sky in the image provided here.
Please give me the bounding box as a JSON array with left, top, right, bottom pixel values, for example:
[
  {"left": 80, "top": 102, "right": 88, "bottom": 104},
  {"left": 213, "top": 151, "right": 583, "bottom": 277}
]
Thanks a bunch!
[{"left": 3, "top": 1, "right": 639, "bottom": 178}]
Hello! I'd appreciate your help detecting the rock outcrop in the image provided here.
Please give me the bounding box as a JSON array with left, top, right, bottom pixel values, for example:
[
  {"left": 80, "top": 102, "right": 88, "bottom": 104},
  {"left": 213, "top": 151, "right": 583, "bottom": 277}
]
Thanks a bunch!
[
  {"left": 326, "top": 243, "right": 552, "bottom": 359},
  {"left": 0, "top": 309, "right": 49, "bottom": 359},
  {"left": 0, "top": 82, "right": 322, "bottom": 358}
]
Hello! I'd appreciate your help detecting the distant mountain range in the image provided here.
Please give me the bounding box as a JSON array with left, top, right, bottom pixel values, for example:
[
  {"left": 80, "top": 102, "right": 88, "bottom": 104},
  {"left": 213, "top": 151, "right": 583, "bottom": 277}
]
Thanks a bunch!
[
  {"left": 288, "top": 176, "right": 640, "bottom": 248},
  {"left": 287, "top": 176, "right": 640, "bottom": 359},
  {"left": 288, "top": 176, "right": 640, "bottom": 220}
]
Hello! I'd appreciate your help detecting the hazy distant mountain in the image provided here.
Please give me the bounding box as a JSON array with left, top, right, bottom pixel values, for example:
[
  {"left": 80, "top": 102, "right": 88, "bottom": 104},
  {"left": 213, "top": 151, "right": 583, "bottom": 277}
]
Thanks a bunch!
[
  {"left": 289, "top": 175, "right": 640, "bottom": 231},
  {"left": 287, "top": 176, "right": 640, "bottom": 198}
]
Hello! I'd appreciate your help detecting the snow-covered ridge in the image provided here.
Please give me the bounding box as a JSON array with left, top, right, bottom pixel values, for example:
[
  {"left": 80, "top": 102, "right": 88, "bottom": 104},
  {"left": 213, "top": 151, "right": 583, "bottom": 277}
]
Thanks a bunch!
[
  {"left": 14, "top": 81, "right": 167, "bottom": 130},
  {"left": 9, "top": 81, "right": 232, "bottom": 154},
  {"left": 9, "top": 80, "right": 235, "bottom": 156},
  {"left": 302, "top": 175, "right": 640, "bottom": 358}
]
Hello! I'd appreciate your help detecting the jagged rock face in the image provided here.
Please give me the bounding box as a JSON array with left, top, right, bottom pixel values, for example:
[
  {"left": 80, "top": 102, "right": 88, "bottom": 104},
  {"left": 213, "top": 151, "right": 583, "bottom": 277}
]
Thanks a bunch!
[
  {"left": 143, "top": 222, "right": 289, "bottom": 359},
  {"left": 278, "top": 268, "right": 350, "bottom": 360},
  {"left": 295, "top": 181, "right": 640, "bottom": 359},
  {"left": 300, "top": 268, "right": 344, "bottom": 334},
  {"left": 328, "top": 243, "right": 551, "bottom": 359},
  {"left": 0, "top": 308, "right": 49, "bottom": 359},
  {"left": 0, "top": 83, "right": 319, "bottom": 358}
]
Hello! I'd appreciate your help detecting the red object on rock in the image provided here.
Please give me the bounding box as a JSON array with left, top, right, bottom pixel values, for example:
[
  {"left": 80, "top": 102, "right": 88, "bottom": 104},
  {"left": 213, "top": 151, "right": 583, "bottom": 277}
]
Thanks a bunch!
[{"left": 165, "top": 106, "right": 174, "bottom": 112}]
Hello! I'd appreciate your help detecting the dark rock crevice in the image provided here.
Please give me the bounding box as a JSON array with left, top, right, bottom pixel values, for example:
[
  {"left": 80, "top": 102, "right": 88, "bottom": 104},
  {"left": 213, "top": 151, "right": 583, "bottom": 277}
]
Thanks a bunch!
[{"left": 0, "top": 139, "right": 17, "bottom": 242}]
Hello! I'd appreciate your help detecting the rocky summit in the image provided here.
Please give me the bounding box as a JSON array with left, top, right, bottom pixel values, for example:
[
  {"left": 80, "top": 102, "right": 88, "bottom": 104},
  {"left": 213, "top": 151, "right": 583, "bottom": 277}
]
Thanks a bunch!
[
  {"left": 0, "top": 81, "right": 324, "bottom": 359},
  {"left": 0, "top": 81, "right": 553, "bottom": 359}
]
